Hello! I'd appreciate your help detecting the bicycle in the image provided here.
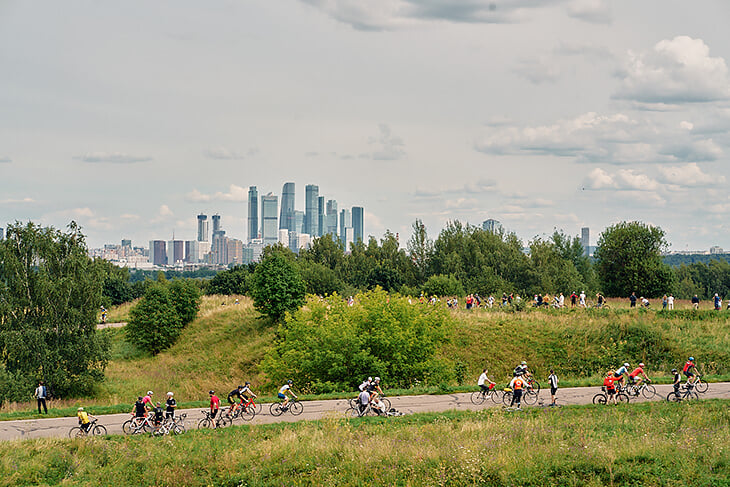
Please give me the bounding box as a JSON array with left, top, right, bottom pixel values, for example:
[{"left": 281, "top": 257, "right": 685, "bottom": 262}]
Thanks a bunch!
[
  {"left": 155, "top": 413, "right": 187, "bottom": 436},
  {"left": 592, "top": 387, "right": 629, "bottom": 405},
  {"left": 69, "top": 418, "right": 107, "bottom": 438},
  {"left": 502, "top": 387, "right": 539, "bottom": 407},
  {"left": 197, "top": 410, "right": 231, "bottom": 429},
  {"left": 470, "top": 387, "right": 501, "bottom": 405},
  {"left": 625, "top": 380, "right": 657, "bottom": 399},
  {"left": 269, "top": 398, "right": 303, "bottom": 417},
  {"left": 122, "top": 414, "right": 155, "bottom": 435},
  {"left": 693, "top": 376, "right": 708, "bottom": 394},
  {"left": 666, "top": 385, "right": 699, "bottom": 402},
  {"left": 225, "top": 399, "right": 255, "bottom": 422}
]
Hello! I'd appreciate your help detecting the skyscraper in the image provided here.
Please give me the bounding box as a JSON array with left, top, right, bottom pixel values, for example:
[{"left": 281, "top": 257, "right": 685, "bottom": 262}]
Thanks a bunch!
[
  {"left": 352, "top": 206, "right": 364, "bottom": 244},
  {"left": 280, "top": 182, "right": 295, "bottom": 231},
  {"left": 212, "top": 214, "right": 221, "bottom": 235},
  {"left": 167, "top": 239, "right": 184, "bottom": 265},
  {"left": 261, "top": 193, "right": 279, "bottom": 247},
  {"left": 197, "top": 214, "right": 209, "bottom": 242},
  {"left": 149, "top": 240, "right": 167, "bottom": 266},
  {"left": 326, "top": 199, "right": 338, "bottom": 236},
  {"left": 248, "top": 186, "right": 259, "bottom": 243},
  {"left": 304, "top": 184, "right": 319, "bottom": 237},
  {"left": 581, "top": 227, "right": 590, "bottom": 256},
  {"left": 317, "top": 196, "right": 325, "bottom": 238},
  {"left": 482, "top": 219, "right": 501, "bottom": 233},
  {"left": 339, "top": 208, "right": 351, "bottom": 248},
  {"left": 294, "top": 210, "right": 305, "bottom": 233}
]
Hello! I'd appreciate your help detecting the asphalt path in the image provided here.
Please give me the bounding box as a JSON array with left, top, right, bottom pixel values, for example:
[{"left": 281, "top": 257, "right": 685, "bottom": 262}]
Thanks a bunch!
[{"left": 2, "top": 382, "right": 728, "bottom": 442}]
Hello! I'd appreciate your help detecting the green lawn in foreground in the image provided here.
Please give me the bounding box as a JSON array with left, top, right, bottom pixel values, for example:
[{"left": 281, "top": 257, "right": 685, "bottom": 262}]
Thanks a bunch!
[{"left": 0, "top": 399, "right": 728, "bottom": 487}]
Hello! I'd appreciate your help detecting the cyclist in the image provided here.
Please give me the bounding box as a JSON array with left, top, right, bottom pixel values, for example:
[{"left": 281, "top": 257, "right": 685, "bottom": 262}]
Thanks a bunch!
[
  {"left": 165, "top": 392, "right": 177, "bottom": 419},
  {"left": 132, "top": 396, "right": 147, "bottom": 419},
  {"left": 682, "top": 357, "right": 699, "bottom": 387},
  {"left": 613, "top": 363, "right": 630, "bottom": 388},
  {"left": 77, "top": 407, "right": 96, "bottom": 433},
  {"left": 508, "top": 371, "right": 526, "bottom": 409},
  {"left": 152, "top": 402, "right": 165, "bottom": 427},
  {"left": 478, "top": 369, "right": 496, "bottom": 394},
  {"left": 671, "top": 368, "right": 682, "bottom": 399},
  {"left": 603, "top": 372, "right": 618, "bottom": 404},
  {"left": 240, "top": 381, "right": 257, "bottom": 410},
  {"left": 209, "top": 390, "right": 220, "bottom": 420},
  {"left": 357, "top": 388, "right": 370, "bottom": 416},
  {"left": 628, "top": 363, "right": 651, "bottom": 389},
  {"left": 226, "top": 385, "right": 247, "bottom": 417},
  {"left": 359, "top": 377, "right": 372, "bottom": 393},
  {"left": 278, "top": 380, "right": 298, "bottom": 410},
  {"left": 142, "top": 391, "right": 154, "bottom": 412}
]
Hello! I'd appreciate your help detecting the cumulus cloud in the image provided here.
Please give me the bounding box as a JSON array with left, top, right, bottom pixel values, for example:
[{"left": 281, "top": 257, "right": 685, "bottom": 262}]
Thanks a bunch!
[
  {"left": 0, "top": 156, "right": 11, "bottom": 163},
  {"left": 300, "top": 0, "right": 581, "bottom": 31},
  {"left": 566, "top": 0, "right": 612, "bottom": 24},
  {"left": 657, "top": 163, "right": 725, "bottom": 187},
  {"left": 76, "top": 152, "right": 152, "bottom": 163},
  {"left": 186, "top": 184, "right": 248, "bottom": 203},
  {"left": 475, "top": 111, "right": 723, "bottom": 164},
  {"left": 361, "top": 124, "right": 405, "bottom": 160},
  {"left": 614, "top": 36, "right": 730, "bottom": 104},
  {"left": 582, "top": 168, "right": 659, "bottom": 191}
]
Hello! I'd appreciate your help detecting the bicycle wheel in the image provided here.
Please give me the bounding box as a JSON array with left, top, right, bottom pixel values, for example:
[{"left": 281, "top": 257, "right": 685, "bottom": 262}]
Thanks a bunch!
[
  {"left": 471, "top": 391, "right": 486, "bottom": 405},
  {"left": 641, "top": 384, "right": 657, "bottom": 399},
  {"left": 269, "top": 402, "right": 284, "bottom": 417},
  {"left": 687, "top": 391, "right": 699, "bottom": 401},
  {"left": 530, "top": 381, "right": 541, "bottom": 394},
  {"left": 68, "top": 427, "right": 84, "bottom": 438},
  {"left": 198, "top": 418, "right": 212, "bottom": 429},
  {"left": 290, "top": 401, "right": 304, "bottom": 416},
  {"left": 217, "top": 416, "right": 232, "bottom": 428},
  {"left": 523, "top": 390, "right": 539, "bottom": 405},
  {"left": 172, "top": 424, "right": 186, "bottom": 435},
  {"left": 380, "top": 397, "right": 391, "bottom": 411},
  {"left": 92, "top": 424, "right": 107, "bottom": 436},
  {"left": 239, "top": 405, "right": 255, "bottom": 421},
  {"left": 592, "top": 393, "right": 607, "bottom": 405},
  {"left": 666, "top": 391, "right": 681, "bottom": 402},
  {"left": 122, "top": 420, "right": 133, "bottom": 435},
  {"left": 502, "top": 391, "right": 514, "bottom": 406},
  {"left": 695, "top": 381, "right": 708, "bottom": 393},
  {"left": 616, "top": 393, "right": 630, "bottom": 404},
  {"left": 347, "top": 406, "right": 362, "bottom": 418}
]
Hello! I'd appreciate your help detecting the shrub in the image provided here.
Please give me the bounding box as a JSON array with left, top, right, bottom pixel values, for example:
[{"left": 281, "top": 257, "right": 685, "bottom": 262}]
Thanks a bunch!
[{"left": 126, "top": 284, "right": 183, "bottom": 355}]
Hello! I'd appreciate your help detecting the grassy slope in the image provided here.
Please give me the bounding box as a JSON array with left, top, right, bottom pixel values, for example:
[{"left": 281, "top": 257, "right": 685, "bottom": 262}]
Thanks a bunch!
[{"left": 1, "top": 400, "right": 728, "bottom": 486}]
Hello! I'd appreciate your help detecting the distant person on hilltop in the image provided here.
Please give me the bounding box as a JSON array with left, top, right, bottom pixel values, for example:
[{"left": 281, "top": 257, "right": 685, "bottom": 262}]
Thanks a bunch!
[
  {"left": 34, "top": 381, "right": 48, "bottom": 414},
  {"left": 668, "top": 294, "right": 674, "bottom": 310},
  {"left": 629, "top": 292, "right": 637, "bottom": 308},
  {"left": 570, "top": 292, "right": 578, "bottom": 307},
  {"left": 691, "top": 295, "right": 700, "bottom": 310},
  {"left": 714, "top": 293, "right": 721, "bottom": 310}
]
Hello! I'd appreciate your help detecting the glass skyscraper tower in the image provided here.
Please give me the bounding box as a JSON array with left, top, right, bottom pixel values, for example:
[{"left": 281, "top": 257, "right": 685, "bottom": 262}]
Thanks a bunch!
[
  {"left": 280, "top": 182, "right": 295, "bottom": 231},
  {"left": 248, "top": 186, "right": 259, "bottom": 243},
  {"left": 261, "top": 193, "right": 279, "bottom": 247},
  {"left": 304, "top": 184, "right": 319, "bottom": 236},
  {"left": 352, "top": 206, "right": 364, "bottom": 243}
]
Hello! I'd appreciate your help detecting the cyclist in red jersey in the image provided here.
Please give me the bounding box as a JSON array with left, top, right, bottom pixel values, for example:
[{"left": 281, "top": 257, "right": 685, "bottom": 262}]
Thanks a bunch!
[
  {"left": 628, "top": 363, "right": 651, "bottom": 387},
  {"left": 209, "top": 390, "right": 220, "bottom": 419}
]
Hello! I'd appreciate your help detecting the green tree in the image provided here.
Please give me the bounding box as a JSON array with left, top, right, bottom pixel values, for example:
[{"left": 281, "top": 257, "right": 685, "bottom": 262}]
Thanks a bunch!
[
  {"left": 251, "top": 252, "right": 306, "bottom": 321},
  {"left": 126, "top": 284, "right": 182, "bottom": 355},
  {"left": 594, "top": 221, "right": 676, "bottom": 298},
  {"left": 422, "top": 274, "right": 464, "bottom": 297},
  {"left": 169, "top": 279, "right": 202, "bottom": 326},
  {"left": 205, "top": 265, "right": 251, "bottom": 295},
  {"left": 0, "top": 221, "right": 109, "bottom": 401},
  {"left": 406, "top": 219, "right": 433, "bottom": 284}
]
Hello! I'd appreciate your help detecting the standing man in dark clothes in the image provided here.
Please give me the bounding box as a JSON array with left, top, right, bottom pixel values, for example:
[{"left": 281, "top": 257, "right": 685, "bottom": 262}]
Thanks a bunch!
[
  {"left": 691, "top": 295, "right": 700, "bottom": 310},
  {"left": 629, "top": 292, "right": 637, "bottom": 308},
  {"left": 34, "top": 381, "right": 48, "bottom": 414}
]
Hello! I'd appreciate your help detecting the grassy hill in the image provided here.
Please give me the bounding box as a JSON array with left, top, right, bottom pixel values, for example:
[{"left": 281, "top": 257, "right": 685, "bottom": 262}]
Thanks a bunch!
[{"left": 1, "top": 399, "right": 728, "bottom": 486}]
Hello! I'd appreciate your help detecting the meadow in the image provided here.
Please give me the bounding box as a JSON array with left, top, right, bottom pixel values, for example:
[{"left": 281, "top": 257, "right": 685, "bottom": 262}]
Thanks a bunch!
[{"left": 0, "top": 399, "right": 727, "bottom": 486}]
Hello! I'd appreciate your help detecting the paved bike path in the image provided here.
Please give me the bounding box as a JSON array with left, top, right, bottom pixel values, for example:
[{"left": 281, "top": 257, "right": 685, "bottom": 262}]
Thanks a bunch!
[{"left": 2, "top": 382, "right": 728, "bottom": 442}]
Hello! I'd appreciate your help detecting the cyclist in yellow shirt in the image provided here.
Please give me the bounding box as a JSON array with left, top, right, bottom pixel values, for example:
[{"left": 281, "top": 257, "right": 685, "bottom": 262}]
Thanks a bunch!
[{"left": 76, "top": 407, "right": 96, "bottom": 433}]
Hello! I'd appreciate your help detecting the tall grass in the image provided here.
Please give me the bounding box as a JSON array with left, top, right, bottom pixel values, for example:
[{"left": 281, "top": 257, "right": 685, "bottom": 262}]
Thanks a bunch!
[{"left": 0, "top": 400, "right": 727, "bottom": 486}]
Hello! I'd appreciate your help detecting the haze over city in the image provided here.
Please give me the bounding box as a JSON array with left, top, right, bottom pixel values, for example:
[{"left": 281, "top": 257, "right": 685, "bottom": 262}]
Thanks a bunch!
[{"left": 1, "top": 1, "right": 729, "bottom": 250}]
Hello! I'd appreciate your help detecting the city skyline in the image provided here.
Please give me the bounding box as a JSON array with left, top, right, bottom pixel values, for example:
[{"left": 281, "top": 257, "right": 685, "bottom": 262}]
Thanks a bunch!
[{"left": 2, "top": 2, "right": 729, "bottom": 251}]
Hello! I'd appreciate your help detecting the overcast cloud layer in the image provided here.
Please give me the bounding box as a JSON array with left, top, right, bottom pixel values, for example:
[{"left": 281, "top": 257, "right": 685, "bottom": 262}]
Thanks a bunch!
[{"left": 1, "top": 0, "right": 729, "bottom": 250}]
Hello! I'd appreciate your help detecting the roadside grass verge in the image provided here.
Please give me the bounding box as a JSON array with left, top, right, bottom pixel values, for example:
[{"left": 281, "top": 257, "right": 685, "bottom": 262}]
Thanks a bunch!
[{"left": 0, "top": 399, "right": 727, "bottom": 486}]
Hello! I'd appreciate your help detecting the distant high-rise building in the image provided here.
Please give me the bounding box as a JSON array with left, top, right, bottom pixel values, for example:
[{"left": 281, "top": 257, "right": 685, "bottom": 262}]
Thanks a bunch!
[
  {"left": 352, "top": 206, "right": 364, "bottom": 243},
  {"left": 343, "top": 227, "right": 354, "bottom": 251},
  {"left": 294, "top": 210, "right": 305, "bottom": 233},
  {"left": 326, "top": 200, "right": 338, "bottom": 236},
  {"left": 0, "top": 227, "right": 3, "bottom": 240},
  {"left": 248, "top": 186, "right": 259, "bottom": 243},
  {"left": 248, "top": 238, "right": 264, "bottom": 263},
  {"left": 304, "top": 184, "right": 319, "bottom": 237},
  {"left": 227, "top": 238, "right": 244, "bottom": 265},
  {"left": 261, "top": 193, "right": 279, "bottom": 247},
  {"left": 149, "top": 240, "right": 167, "bottom": 266},
  {"left": 212, "top": 230, "right": 228, "bottom": 265},
  {"left": 482, "top": 219, "right": 501, "bottom": 233},
  {"left": 197, "top": 214, "right": 209, "bottom": 242},
  {"left": 167, "top": 240, "right": 184, "bottom": 265},
  {"left": 339, "top": 208, "right": 351, "bottom": 248},
  {"left": 317, "top": 196, "right": 325, "bottom": 238},
  {"left": 278, "top": 229, "right": 289, "bottom": 246},
  {"left": 581, "top": 227, "right": 589, "bottom": 256},
  {"left": 121, "top": 239, "right": 132, "bottom": 248},
  {"left": 280, "top": 182, "right": 296, "bottom": 231},
  {"left": 212, "top": 214, "right": 221, "bottom": 235}
]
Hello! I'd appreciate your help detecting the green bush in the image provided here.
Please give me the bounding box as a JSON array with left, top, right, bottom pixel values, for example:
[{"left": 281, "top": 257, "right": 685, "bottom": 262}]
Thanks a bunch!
[
  {"left": 422, "top": 274, "right": 464, "bottom": 297},
  {"left": 251, "top": 252, "right": 306, "bottom": 322},
  {"left": 262, "top": 290, "right": 452, "bottom": 392},
  {"left": 126, "top": 284, "right": 183, "bottom": 355}
]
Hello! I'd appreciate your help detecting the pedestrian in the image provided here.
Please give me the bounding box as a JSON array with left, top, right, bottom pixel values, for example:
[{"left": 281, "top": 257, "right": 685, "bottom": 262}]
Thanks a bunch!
[
  {"left": 629, "top": 292, "right": 637, "bottom": 308},
  {"left": 713, "top": 293, "right": 721, "bottom": 311},
  {"left": 548, "top": 369, "right": 559, "bottom": 406},
  {"left": 691, "top": 294, "right": 700, "bottom": 310},
  {"left": 34, "top": 381, "right": 48, "bottom": 414},
  {"left": 667, "top": 294, "right": 674, "bottom": 310},
  {"left": 662, "top": 294, "right": 668, "bottom": 310}
]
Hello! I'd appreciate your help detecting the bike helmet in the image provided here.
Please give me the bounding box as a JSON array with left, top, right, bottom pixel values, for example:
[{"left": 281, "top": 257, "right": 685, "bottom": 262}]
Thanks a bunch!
[
  {"left": 245, "top": 381, "right": 251, "bottom": 385},
  {"left": 209, "top": 390, "right": 215, "bottom": 394},
  {"left": 671, "top": 369, "right": 677, "bottom": 373},
  {"left": 374, "top": 377, "right": 380, "bottom": 382},
  {"left": 287, "top": 379, "right": 293, "bottom": 384},
  {"left": 689, "top": 357, "right": 694, "bottom": 361},
  {"left": 147, "top": 390, "right": 153, "bottom": 396},
  {"left": 623, "top": 363, "right": 629, "bottom": 368},
  {"left": 167, "top": 392, "right": 173, "bottom": 396},
  {"left": 521, "top": 361, "right": 527, "bottom": 365},
  {"left": 78, "top": 407, "right": 84, "bottom": 411},
  {"left": 368, "top": 377, "right": 373, "bottom": 381},
  {"left": 638, "top": 363, "right": 645, "bottom": 367}
]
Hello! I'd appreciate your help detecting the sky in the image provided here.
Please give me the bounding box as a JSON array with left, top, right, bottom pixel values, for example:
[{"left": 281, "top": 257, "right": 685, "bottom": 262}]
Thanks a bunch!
[{"left": 1, "top": 0, "right": 730, "bottom": 251}]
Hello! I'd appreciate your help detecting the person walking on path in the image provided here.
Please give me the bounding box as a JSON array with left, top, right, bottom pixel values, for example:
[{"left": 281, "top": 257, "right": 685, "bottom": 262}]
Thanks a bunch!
[
  {"left": 692, "top": 295, "right": 700, "bottom": 310},
  {"left": 548, "top": 369, "right": 559, "bottom": 406},
  {"left": 34, "top": 382, "right": 48, "bottom": 414}
]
